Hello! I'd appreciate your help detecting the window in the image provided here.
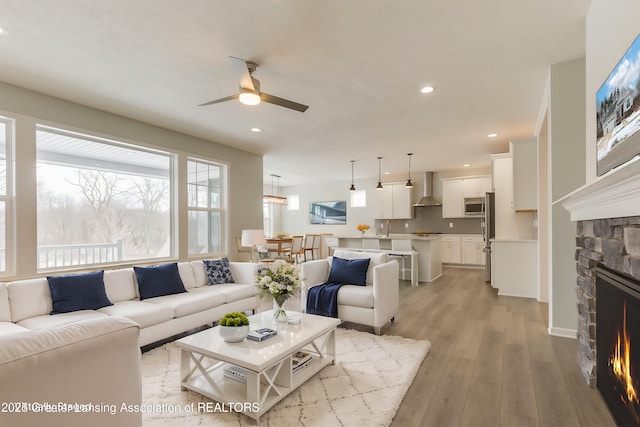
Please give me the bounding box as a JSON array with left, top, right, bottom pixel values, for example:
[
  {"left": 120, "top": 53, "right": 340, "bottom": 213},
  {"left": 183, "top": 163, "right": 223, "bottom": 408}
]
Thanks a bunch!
[
  {"left": 350, "top": 190, "right": 366, "bottom": 207},
  {"left": 0, "top": 117, "right": 12, "bottom": 273},
  {"left": 187, "top": 159, "right": 226, "bottom": 256},
  {"left": 287, "top": 194, "right": 300, "bottom": 210},
  {"left": 36, "top": 127, "right": 172, "bottom": 270},
  {"left": 263, "top": 200, "right": 272, "bottom": 239}
]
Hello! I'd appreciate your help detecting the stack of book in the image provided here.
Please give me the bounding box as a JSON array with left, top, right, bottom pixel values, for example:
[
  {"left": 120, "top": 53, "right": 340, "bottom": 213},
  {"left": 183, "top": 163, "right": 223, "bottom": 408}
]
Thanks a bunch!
[
  {"left": 247, "top": 328, "right": 277, "bottom": 342},
  {"left": 223, "top": 365, "right": 247, "bottom": 383},
  {"left": 292, "top": 351, "right": 313, "bottom": 375}
]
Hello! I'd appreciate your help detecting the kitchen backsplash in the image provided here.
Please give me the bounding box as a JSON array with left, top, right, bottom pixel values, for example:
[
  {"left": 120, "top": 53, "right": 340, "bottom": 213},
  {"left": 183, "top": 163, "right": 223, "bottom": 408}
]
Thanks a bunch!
[{"left": 374, "top": 205, "right": 482, "bottom": 235}]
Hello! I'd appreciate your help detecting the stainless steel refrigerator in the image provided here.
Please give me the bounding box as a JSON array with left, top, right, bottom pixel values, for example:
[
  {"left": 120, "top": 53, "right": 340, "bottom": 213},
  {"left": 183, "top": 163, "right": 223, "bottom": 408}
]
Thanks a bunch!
[{"left": 481, "top": 192, "right": 495, "bottom": 282}]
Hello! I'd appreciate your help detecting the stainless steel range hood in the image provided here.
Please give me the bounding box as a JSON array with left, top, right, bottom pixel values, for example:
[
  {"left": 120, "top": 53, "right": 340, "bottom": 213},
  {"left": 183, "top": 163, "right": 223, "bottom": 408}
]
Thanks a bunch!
[{"left": 414, "top": 172, "right": 441, "bottom": 207}]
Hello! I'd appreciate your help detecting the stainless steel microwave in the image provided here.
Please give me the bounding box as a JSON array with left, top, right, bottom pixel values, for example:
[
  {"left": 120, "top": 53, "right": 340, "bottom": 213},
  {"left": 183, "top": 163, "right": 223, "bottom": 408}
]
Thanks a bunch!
[{"left": 464, "top": 197, "right": 484, "bottom": 216}]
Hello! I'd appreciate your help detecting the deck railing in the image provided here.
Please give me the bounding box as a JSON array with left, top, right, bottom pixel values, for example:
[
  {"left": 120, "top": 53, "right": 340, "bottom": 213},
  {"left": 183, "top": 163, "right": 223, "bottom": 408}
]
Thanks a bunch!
[{"left": 37, "top": 240, "right": 124, "bottom": 269}]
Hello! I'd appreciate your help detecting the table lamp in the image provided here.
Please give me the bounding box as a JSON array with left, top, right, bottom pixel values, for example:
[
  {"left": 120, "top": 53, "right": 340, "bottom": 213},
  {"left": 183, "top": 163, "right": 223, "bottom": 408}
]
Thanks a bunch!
[{"left": 241, "top": 229, "right": 267, "bottom": 262}]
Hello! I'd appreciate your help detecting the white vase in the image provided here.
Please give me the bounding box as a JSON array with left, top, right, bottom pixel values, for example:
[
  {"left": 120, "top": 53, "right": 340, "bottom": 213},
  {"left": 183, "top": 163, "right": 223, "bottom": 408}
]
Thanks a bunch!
[{"left": 218, "top": 325, "right": 250, "bottom": 342}]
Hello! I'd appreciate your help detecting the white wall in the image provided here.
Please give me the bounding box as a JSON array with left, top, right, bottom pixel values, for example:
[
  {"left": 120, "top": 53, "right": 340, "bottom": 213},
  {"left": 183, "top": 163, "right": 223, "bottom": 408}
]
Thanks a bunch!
[
  {"left": 0, "top": 81, "right": 263, "bottom": 269},
  {"left": 279, "top": 179, "right": 377, "bottom": 237}
]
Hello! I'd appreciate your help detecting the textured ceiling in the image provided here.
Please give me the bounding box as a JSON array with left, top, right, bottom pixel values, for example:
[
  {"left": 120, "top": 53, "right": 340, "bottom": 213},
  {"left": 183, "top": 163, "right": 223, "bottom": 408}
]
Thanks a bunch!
[{"left": 0, "top": 0, "right": 590, "bottom": 185}]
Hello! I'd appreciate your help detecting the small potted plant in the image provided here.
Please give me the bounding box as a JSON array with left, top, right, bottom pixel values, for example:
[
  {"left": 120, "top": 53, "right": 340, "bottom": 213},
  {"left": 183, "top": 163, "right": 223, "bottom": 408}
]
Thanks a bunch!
[{"left": 218, "top": 311, "right": 250, "bottom": 342}]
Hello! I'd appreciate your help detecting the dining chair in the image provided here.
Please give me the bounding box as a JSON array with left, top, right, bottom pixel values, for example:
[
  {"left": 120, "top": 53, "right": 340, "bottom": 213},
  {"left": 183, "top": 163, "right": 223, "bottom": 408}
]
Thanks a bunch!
[
  {"left": 312, "top": 234, "right": 322, "bottom": 259},
  {"left": 303, "top": 234, "right": 319, "bottom": 261},
  {"left": 282, "top": 235, "right": 305, "bottom": 263},
  {"left": 324, "top": 236, "right": 339, "bottom": 257}
]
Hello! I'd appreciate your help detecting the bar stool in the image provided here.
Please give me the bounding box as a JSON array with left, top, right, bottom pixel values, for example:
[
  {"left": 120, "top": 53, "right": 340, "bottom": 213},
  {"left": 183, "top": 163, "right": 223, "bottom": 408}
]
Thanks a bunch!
[{"left": 390, "top": 240, "right": 414, "bottom": 282}]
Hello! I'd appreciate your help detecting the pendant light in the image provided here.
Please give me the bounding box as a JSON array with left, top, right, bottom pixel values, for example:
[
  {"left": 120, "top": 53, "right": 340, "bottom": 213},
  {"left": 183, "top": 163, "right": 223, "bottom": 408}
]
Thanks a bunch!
[
  {"left": 405, "top": 153, "right": 414, "bottom": 188},
  {"left": 263, "top": 174, "right": 288, "bottom": 205},
  {"left": 376, "top": 156, "right": 383, "bottom": 190},
  {"left": 349, "top": 160, "right": 356, "bottom": 192}
]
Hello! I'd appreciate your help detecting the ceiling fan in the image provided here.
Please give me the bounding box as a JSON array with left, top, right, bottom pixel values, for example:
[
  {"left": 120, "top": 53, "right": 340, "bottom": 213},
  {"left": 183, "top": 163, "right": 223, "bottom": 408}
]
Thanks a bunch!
[{"left": 199, "top": 56, "right": 309, "bottom": 112}]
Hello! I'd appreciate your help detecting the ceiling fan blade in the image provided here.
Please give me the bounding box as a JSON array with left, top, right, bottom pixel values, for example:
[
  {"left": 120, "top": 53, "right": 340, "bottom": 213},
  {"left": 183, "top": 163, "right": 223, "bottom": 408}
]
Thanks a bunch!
[
  {"left": 260, "top": 92, "right": 309, "bottom": 112},
  {"left": 229, "top": 56, "right": 255, "bottom": 91},
  {"left": 198, "top": 94, "right": 239, "bottom": 106}
]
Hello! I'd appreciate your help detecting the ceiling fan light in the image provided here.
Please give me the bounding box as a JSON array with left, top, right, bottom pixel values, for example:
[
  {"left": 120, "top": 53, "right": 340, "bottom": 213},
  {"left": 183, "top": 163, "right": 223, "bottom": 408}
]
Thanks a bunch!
[{"left": 239, "top": 91, "right": 261, "bottom": 106}]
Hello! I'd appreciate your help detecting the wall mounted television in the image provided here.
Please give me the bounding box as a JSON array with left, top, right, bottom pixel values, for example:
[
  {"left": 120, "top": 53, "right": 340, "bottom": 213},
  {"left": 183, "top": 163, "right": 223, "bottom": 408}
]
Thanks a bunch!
[
  {"left": 596, "top": 33, "right": 640, "bottom": 176},
  {"left": 309, "top": 201, "right": 346, "bottom": 225}
]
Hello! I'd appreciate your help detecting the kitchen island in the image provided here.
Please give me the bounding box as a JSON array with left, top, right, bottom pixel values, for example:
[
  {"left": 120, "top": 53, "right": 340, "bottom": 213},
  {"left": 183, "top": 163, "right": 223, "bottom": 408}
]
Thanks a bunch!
[{"left": 334, "top": 234, "right": 442, "bottom": 283}]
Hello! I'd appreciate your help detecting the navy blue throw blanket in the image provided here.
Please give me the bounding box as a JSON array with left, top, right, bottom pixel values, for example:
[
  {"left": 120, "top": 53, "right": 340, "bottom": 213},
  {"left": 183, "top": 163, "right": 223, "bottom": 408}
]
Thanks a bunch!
[{"left": 306, "top": 282, "right": 344, "bottom": 318}]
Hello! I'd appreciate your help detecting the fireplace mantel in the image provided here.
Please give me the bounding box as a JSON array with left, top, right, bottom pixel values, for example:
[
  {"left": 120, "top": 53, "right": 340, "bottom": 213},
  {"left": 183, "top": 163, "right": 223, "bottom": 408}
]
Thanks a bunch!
[{"left": 560, "top": 158, "right": 640, "bottom": 221}]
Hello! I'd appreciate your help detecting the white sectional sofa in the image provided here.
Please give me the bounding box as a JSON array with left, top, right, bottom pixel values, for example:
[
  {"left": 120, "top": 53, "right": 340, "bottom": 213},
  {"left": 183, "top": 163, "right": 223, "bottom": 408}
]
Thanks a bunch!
[
  {"left": 1, "top": 260, "right": 259, "bottom": 346},
  {"left": 0, "top": 316, "right": 142, "bottom": 427},
  {"left": 301, "top": 249, "right": 399, "bottom": 335}
]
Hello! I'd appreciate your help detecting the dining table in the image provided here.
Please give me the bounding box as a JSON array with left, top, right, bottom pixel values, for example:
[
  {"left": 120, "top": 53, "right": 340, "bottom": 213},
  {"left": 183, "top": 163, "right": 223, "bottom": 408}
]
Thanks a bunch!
[{"left": 265, "top": 238, "right": 293, "bottom": 257}]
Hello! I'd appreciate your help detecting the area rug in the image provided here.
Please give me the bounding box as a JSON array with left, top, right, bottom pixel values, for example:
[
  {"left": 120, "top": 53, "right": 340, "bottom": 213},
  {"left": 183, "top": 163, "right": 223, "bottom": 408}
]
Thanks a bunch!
[{"left": 141, "top": 328, "right": 430, "bottom": 426}]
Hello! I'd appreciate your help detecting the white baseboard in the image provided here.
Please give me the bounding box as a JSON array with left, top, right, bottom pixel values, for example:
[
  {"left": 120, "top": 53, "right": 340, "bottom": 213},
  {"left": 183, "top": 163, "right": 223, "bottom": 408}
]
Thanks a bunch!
[{"left": 548, "top": 327, "right": 577, "bottom": 339}]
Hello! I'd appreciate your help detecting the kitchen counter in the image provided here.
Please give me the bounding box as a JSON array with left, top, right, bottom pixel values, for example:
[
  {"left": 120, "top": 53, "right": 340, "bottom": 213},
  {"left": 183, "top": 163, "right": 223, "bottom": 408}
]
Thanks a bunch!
[
  {"left": 342, "top": 233, "right": 442, "bottom": 240},
  {"left": 334, "top": 235, "right": 442, "bottom": 283}
]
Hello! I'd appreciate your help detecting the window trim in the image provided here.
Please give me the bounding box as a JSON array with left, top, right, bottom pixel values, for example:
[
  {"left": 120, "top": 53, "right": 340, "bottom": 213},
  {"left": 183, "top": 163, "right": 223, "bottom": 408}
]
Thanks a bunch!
[
  {"left": 186, "top": 157, "right": 229, "bottom": 258},
  {"left": 0, "top": 116, "right": 15, "bottom": 275},
  {"left": 35, "top": 125, "right": 176, "bottom": 272}
]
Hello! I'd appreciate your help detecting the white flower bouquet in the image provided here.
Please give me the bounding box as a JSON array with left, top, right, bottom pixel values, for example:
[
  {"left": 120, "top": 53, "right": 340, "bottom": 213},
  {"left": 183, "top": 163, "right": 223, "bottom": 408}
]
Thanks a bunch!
[{"left": 256, "top": 260, "right": 301, "bottom": 320}]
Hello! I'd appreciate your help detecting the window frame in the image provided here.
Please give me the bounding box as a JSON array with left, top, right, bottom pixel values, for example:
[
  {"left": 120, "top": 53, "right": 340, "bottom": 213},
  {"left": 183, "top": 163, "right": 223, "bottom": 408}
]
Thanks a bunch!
[
  {"left": 34, "top": 125, "right": 176, "bottom": 272},
  {"left": 0, "top": 116, "right": 15, "bottom": 276},
  {"left": 186, "top": 157, "right": 229, "bottom": 258}
]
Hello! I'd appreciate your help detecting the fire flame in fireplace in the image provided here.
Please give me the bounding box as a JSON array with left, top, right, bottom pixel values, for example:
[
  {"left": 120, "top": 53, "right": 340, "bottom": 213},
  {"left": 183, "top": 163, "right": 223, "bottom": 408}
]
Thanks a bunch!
[{"left": 609, "top": 302, "right": 639, "bottom": 404}]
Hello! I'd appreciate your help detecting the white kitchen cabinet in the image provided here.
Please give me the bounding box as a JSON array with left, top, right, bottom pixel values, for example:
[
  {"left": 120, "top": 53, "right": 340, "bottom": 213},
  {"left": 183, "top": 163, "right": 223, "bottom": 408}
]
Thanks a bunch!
[
  {"left": 441, "top": 236, "right": 462, "bottom": 263},
  {"left": 510, "top": 137, "right": 537, "bottom": 212},
  {"left": 441, "top": 234, "right": 484, "bottom": 265},
  {"left": 442, "top": 180, "right": 464, "bottom": 218},
  {"left": 461, "top": 235, "right": 485, "bottom": 265},
  {"left": 442, "top": 176, "right": 491, "bottom": 218},
  {"left": 463, "top": 177, "right": 492, "bottom": 198},
  {"left": 370, "top": 183, "right": 413, "bottom": 219},
  {"left": 392, "top": 184, "right": 413, "bottom": 219},
  {"left": 491, "top": 239, "right": 538, "bottom": 298}
]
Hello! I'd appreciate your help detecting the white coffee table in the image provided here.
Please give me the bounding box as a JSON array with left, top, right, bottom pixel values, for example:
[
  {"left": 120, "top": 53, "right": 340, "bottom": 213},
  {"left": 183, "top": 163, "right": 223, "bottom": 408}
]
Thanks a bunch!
[{"left": 175, "top": 310, "right": 341, "bottom": 424}]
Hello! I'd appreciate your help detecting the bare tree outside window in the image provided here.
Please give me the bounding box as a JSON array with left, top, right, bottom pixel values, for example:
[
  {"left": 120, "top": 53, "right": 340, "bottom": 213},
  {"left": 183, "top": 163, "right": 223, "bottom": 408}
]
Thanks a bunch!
[{"left": 36, "top": 128, "right": 172, "bottom": 269}]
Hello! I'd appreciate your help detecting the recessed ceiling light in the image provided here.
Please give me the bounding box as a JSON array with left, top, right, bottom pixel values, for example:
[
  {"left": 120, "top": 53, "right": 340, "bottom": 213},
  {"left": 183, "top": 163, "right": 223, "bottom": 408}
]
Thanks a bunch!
[
  {"left": 463, "top": 164, "right": 470, "bottom": 167},
  {"left": 420, "top": 86, "right": 435, "bottom": 94},
  {"left": 250, "top": 128, "right": 262, "bottom": 132},
  {"left": 0, "top": 27, "right": 7, "bottom": 35},
  {"left": 488, "top": 133, "right": 497, "bottom": 138}
]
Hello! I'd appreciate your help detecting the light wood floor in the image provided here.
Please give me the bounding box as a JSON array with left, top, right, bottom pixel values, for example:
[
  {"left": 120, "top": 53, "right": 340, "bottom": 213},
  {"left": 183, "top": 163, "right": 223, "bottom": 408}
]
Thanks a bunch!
[{"left": 347, "top": 267, "right": 616, "bottom": 427}]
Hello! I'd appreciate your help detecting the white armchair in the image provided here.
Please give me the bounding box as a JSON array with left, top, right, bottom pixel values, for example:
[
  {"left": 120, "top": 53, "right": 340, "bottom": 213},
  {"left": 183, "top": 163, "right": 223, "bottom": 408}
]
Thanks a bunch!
[{"left": 300, "top": 249, "right": 399, "bottom": 335}]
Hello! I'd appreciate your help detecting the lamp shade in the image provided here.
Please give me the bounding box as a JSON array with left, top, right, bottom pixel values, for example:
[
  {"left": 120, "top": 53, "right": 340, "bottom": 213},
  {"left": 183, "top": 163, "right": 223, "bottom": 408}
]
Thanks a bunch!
[{"left": 241, "top": 229, "right": 267, "bottom": 247}]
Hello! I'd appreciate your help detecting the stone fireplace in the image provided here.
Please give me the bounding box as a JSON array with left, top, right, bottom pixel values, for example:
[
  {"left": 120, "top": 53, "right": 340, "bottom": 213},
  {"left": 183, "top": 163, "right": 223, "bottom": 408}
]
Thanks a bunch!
[{"left": 576, "top": 216, "right": 640, "bottom": 387}]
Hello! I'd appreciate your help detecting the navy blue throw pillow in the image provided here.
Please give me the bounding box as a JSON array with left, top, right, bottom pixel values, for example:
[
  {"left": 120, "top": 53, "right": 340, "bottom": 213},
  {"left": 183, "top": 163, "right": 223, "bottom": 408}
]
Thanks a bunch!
[
  {"left": 203, "top": 258, "right": 235, "bottom": 285},
  {"left": 327, "top": 256, "right": 370, "bottom": 286},
  {"left": 134, "top": 263, "right": 187, "bottom": 300},
  {"left": 48, "top": 270, "right": 113, "bottom": 314}
]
